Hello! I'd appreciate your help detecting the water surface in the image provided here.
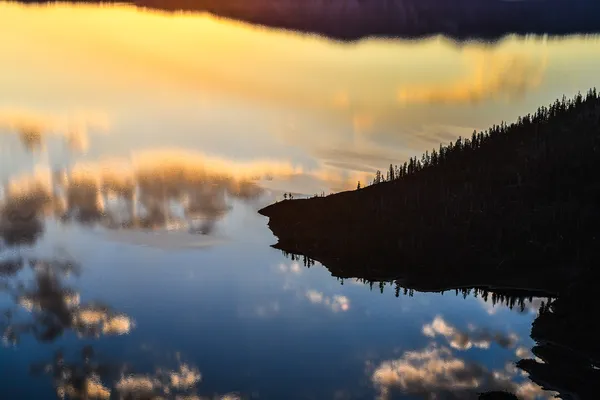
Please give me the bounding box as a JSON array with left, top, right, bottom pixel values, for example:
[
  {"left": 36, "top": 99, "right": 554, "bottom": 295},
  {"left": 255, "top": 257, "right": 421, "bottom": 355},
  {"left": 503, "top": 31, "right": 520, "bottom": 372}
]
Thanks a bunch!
[{"left": 0, "top": 3, "right": 595, "bottom": 399}]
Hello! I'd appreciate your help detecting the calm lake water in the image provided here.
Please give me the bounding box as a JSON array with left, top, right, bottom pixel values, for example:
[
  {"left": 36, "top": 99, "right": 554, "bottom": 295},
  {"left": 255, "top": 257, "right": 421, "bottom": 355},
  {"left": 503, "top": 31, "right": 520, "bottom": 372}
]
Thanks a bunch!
[{"left": 0, "top": 2, "right": 597, "bottom": 399}]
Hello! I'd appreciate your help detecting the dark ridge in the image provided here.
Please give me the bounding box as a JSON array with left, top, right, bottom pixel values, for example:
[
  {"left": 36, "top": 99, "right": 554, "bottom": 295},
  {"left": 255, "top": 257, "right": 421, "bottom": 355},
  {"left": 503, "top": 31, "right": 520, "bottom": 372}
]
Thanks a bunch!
[
  {"left": 16, "top": 0, "right": 600, "bottom": 42},
  {"left": 260, "top": 89, "right": 600, "bottom": 295}
]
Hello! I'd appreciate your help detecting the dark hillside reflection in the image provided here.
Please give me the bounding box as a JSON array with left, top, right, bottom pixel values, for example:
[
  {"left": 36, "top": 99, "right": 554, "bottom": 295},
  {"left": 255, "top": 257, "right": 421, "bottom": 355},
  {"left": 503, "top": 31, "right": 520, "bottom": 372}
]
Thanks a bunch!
[
  {"left": 281, "top": 250, "right": 554, "bottom": 313},
  {"left": 517, "top": 274, "right": 600, "bottom": 399},
  {"left": 18, "top": 0, "right": 600, "bottom": 41},
  {"left": 279, "top": 246, "right": 597, "bottom": 399}
]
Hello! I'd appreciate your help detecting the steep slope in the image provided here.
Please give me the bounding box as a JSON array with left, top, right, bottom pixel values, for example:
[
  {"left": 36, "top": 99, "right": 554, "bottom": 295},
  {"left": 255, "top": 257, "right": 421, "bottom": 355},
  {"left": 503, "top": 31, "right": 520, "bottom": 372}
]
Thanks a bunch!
[{"left": 260, "top": 90, "right": 600, "bottom": 293}]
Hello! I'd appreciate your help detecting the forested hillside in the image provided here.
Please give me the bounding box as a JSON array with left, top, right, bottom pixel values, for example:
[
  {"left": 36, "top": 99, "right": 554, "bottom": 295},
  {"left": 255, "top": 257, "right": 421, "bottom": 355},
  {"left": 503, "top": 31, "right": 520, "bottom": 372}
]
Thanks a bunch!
[{"left": 261, "top": 89, "right": 600, "bottom": 292}]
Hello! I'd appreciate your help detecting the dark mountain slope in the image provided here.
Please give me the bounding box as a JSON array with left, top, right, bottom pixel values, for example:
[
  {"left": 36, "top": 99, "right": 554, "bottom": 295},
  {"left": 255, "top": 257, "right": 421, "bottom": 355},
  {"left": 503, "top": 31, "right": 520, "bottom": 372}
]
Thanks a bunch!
[
  {"left": 260, "top": 90, "right": 600, "bottom": 294},
  {"left": 17, "top": 0, "right": 600, "bottom": 41}
]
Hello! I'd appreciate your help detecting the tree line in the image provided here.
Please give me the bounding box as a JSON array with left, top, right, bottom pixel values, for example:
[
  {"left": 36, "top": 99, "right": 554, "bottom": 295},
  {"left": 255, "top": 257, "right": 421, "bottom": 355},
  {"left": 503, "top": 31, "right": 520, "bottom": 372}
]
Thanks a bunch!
[
  {"left": 367, "top": 89, "right": 598, "bottom": 188},
  {"left": 279, "top": 250, "right": 551, "bottom": 312}
]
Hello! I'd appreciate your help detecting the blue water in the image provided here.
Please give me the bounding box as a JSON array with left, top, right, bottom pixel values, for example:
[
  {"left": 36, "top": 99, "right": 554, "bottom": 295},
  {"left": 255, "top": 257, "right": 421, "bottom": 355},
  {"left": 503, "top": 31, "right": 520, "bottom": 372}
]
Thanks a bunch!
[
  {"left": 0, "top": 201, "right": 550, "bottom": 399},
  {"left": 0, "top": 4, "right": 571, "bottom": 398}
]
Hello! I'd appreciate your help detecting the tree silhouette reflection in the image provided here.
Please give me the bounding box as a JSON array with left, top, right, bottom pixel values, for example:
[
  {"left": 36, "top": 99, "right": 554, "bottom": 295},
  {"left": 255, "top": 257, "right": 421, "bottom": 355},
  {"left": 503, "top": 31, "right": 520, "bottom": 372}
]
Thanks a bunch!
[{"left": 280, "top": 249, "right": 553, "bottom": 313}]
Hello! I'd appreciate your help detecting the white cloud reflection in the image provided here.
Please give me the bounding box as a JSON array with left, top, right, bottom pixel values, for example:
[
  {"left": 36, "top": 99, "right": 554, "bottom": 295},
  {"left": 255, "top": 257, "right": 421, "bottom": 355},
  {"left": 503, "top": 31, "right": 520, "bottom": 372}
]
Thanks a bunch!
[
  {"left": 57, "top": 373, "right": 111, "bottom": 400},
  {"left": 116, "top": 363, "right": 201, "bottom": 398},
  {"left": 46, "top": 351, "right": 236, "bottom": 400},
  {"left": 516, "top": 346, "right": 533, "bottom": 359},
  {"left": 253, "top": 301, "right": 281, "bottom": 318},
  {"left": 71, "top": 306, "right": 133, "bottom": 337},
  {"left": 305, "top": 290, "right": 350, "bottom": 313},
  {"left": 371, "top": 312, "right": 551, "bottom": 399},
  {"left": 278, "top": 262, "right": 302, "bottom": 275},
  {"left": 372, "top": 345, "right": 551, "bottom": 400},
  {"left": 423, "top": 316, "right": 518, "bottom": 350},
  {"left": 397, "top": 51, "right": 547, "bottom": 105},
  {"left": 0, "top": 108, "right": 109, "bottom": 152}
]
